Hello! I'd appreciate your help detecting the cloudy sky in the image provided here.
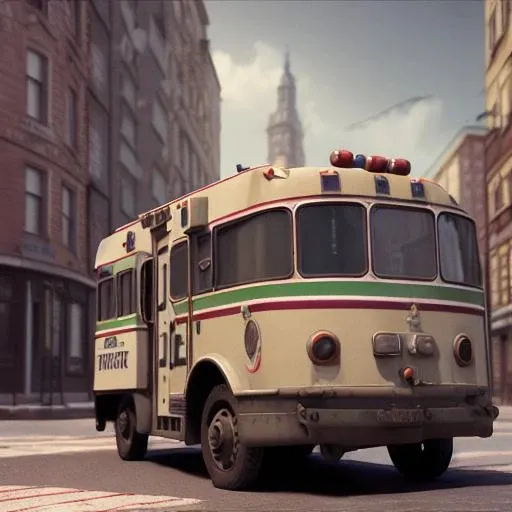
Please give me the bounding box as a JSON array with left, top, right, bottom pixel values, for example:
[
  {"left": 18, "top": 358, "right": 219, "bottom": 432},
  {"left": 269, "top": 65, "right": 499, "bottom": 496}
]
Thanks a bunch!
[{"left": 206, "top": 0, "right": 486, "bottom": 179}]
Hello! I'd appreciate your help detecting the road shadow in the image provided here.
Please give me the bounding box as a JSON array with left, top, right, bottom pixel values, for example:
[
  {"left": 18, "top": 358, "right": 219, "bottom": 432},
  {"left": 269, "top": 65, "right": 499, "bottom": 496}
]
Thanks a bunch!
[{"left": 147, "top": 447, "right": 512, "bottom": 497}]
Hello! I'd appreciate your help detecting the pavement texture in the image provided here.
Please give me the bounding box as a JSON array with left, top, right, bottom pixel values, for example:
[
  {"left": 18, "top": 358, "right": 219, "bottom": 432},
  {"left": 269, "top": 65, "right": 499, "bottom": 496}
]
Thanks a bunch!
[{"left": 0, "top": 418, "right": 512, "bottom": 511}]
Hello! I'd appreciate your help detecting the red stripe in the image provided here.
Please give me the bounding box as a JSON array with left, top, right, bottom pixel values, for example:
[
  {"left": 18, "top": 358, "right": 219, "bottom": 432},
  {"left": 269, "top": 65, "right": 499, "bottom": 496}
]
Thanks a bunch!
[
  {"left": 12, "top": 493, "right": 123, "bottom": 511},
  {"left": 0, "top": 487, "right": 34, "bottom": 494},
  {"left": 246, "top": 352, "right": 262, "bottom": 374},
  {"left": 114, "top": 164, "right": 272, "bottom": 233},
  {"left": 113, "top": 191, "right": 335, "bottom": 238},
  {"left": 95, "top": 326, "right": 146, "bottom": 339},
  {"left": 210, "top": 194, "right": 335, "bottom": 226},
  {"left": 175, "top": 299, "right": 484, "bottom": 323},
  {"left": 96, "top": 252, "right": 136, "bottom": 270},
  {"left": 0, "top": 489, "right": 84, "bottom": 503}
]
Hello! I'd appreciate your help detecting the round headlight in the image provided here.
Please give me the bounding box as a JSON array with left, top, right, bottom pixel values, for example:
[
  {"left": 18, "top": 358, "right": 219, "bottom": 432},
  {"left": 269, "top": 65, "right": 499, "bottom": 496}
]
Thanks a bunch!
[
  {"left": 244, "top": 320, "right": 260, "bottom": 360},
  {"left": 454, "top": 334, "right": 473, "bottom": 367},
  {"left": 307, "top": 331, "right": 340, "bottom": 365}
]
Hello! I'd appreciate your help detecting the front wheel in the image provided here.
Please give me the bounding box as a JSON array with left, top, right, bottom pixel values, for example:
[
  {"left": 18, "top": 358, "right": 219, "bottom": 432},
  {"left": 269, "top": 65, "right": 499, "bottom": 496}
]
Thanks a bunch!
[
  {"left": 115, "top": 398, "right": 149, "bottom": 461},
  {"left": 387, "top": 438, "right": 453, "bottom": 481},
  {"left": 201, "top": 384, "right": 264, "bottom": 490}
]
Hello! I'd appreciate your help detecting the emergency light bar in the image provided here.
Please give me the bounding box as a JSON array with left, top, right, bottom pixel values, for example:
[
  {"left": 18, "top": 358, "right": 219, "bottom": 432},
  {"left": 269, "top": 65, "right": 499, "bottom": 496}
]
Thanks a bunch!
[{"left": 329, "top": 149, "right": 411, "bottom": 176}]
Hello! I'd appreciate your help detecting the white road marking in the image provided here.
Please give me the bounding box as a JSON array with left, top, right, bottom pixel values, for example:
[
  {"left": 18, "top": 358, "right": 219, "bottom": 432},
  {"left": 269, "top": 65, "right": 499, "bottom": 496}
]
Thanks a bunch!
[
  {"left": 0, "top": 486, "right": 201, "bottom": 512},
  {"left": 453, "top": 449, "right": 512, "bottom": 461},
  {"left": 0, "top": 437, "right": 180, "bottom": 459}
]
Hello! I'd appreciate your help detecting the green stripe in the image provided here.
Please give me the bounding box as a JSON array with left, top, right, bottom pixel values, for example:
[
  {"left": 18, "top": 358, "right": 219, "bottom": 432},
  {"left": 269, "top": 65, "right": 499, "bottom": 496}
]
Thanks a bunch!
[
  {"left": 96, "top": 314, "right": 139, "bottom": 333},
  {"left": 173, "top": 281, "right": 484, "bottom": 315},
  {"left": 113, "top": 255, "right": 137, "bottom": 274}
]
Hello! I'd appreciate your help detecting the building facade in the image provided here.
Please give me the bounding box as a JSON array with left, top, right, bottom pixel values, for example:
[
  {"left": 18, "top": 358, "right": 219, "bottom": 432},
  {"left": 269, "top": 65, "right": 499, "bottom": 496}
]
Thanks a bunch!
[
  {"left": 424, "top": 126, "right": 488, "bottom": 264},
  {"left": 167, "top": 0, "right": 221, "bottom": 200},
  {"left": 0, "top": 0, "right": 221, "bottom": 406},
  {"left": 0, "top": 0, "right": 94, "bottom": 405},
  {"left": 267, "top": 53, "right": 305, "bottom": 168},
  {"left": 484, "top": 0, "right": 512, "bottom": 403}
]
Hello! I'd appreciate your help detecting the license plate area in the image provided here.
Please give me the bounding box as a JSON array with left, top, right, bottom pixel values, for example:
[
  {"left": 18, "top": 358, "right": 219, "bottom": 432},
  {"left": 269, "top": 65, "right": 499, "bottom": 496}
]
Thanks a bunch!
[{"left": 376, "top": 408, "right": 425, "bottom": 425}]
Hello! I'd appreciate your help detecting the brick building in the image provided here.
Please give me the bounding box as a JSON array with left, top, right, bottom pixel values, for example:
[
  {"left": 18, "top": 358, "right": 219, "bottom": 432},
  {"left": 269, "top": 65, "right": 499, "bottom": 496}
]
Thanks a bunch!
[
  {"left": 424, "top": 126, "right": 488, "bottom": 265},
  {"left": 484, "top": 0, "right": 512, "bottom": 403},
  {"left": 0, "top": 0, "right": 94, "bottom": 404},
  {"left": 0, "top": 0, "right": 221, "bottom": 406}
]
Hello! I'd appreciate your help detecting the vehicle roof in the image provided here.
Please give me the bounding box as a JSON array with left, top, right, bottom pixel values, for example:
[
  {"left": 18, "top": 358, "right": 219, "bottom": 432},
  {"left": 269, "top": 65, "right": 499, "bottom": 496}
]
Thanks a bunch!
[{"left": 94, "top": 164, "right": 462, "bottom": 270}]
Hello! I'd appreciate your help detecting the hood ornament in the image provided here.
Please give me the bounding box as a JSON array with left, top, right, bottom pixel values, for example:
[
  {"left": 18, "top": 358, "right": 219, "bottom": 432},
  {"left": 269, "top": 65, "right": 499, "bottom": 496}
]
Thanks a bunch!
[{"left": 406, "top": 304, "right": 422, "bottom": 332}]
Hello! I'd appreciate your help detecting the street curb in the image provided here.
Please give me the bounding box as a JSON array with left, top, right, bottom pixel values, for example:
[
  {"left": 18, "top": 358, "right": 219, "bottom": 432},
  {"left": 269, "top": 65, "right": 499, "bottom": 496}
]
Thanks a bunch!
[{"left": 0, "top": 406, "right": 94, "bottom": 421}]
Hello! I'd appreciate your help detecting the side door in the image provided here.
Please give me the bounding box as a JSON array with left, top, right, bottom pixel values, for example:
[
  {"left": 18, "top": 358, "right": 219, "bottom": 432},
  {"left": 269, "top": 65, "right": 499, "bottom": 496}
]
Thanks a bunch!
[
  {"left": 168, "top": 240, "right": 190, "bottom": 419},
  {"left": 156, "top": 237, "right": 171, "bottom": 418}
]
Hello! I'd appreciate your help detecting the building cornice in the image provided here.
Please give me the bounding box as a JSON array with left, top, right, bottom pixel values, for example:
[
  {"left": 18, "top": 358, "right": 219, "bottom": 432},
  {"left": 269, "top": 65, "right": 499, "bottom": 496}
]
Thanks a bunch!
[{"left": 0, "top": 255, "right": 96, "bottom": 288}]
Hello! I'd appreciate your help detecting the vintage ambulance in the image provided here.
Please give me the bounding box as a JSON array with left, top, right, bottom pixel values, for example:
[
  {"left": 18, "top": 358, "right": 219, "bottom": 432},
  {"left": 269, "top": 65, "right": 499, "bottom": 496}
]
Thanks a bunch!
[{"left": 93, "top": 149, "right": 499, "bottom": 490}]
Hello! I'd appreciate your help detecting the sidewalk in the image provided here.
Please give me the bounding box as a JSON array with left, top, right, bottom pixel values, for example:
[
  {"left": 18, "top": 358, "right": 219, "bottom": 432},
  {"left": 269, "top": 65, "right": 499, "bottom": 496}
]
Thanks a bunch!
[{"left": 0, "top": 402, "right": 94, "bottom": 420}]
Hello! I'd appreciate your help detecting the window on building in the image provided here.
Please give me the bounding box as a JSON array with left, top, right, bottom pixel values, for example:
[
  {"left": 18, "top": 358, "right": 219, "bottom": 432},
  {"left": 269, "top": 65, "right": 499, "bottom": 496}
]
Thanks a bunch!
[
  {"left": 495, "top": 179, "right": 504, "bottom": 212},
  {"left": 26, "top": 0, "right": 48, "bottom": 14},
  {"left": 121, "top": 173, "right": 136, "bottom": 217},
  {"left": 61, "top": 185, "right": 76, "bottom": 250},
  {"left": 25, "top": 166, "right": 45, "bottom": 235},
  {"left": 170, "top": 242, "right": 189, "bottom": 300},
  {"left": 67, "top": 88, "right": 77, "bottom": 148},
  {"left": 121, "top": 71, "right": 137, "bottom": 110},
  {"left": 121, "top": 103, "right": 136, "bottom": 148},
  {"left": 26, "top": 50, "right": 48, "bottom": 123},
  {"left": 117, "top": 270, "right": 135, "bottom": 316},
  {"left": 52, "top": 294, "right": 62, "bottom": 358},
  {"left": 192, "top": 233, "right": 212, "bottom": 295},
  {"left": 0, "top": 276, "right": 13, "bottom": 362},
  {"left": 68, "top": 0, "right": 81, "bottom": 39},
  {"left": 490, "top": 250, "right": 499, "bottom": 308},
  {"left": 67, "top": 302, "right": 84, "bottom": 374},
  {"left": 500, "top": 243, "right": 510, "bottom": 306},
  {"left": 215, "top": 209, "right": 293, "bottom": 289},
  {"left": 152, "top": 98, "right": 168, "bottom": 142},
  {"left": 98, "top": 278, "right": 116, "bottom": 320},
  {"left": 503, "top": 0, "right": 510, "bottom": 33},
  {"left": 489, "top": 10, "right": 497, "bottom": 53},
  {"left": 151, "top": 168, "right": 167, "bottom": 204}
]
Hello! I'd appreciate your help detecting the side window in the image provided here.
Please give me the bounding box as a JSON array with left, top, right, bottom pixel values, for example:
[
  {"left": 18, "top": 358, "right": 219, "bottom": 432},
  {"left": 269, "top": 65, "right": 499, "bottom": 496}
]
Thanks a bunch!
[
  {"left": 215, "top": 209, "right": 293, "bottom": 289},
  {"left": 98, "top": 278, "right": 116, "bottom": 321},
  {"left": 170, "top": 241, "right": 188, "bottom": 300},
  {"left": 140, "top": 259, "right": 153, "bottom": 323},
  {"left": 192, "top": 232, "right": 212, "bottom": 295},
  {"left": 117, "top": 270, "right": 135, "bottom": 316}
]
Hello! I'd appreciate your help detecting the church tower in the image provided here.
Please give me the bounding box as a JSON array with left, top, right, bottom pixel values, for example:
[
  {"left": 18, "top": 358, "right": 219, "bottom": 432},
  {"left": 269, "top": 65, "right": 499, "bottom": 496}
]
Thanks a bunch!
[{"left": 266, "top": 52, "right": 305, "bottom": 168}]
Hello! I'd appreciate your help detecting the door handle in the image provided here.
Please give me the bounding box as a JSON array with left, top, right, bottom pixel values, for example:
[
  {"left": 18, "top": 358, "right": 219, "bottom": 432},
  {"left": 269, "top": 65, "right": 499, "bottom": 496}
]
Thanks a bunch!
[{"left": 158, "top": 332, "right": 168, "bottom": 368}]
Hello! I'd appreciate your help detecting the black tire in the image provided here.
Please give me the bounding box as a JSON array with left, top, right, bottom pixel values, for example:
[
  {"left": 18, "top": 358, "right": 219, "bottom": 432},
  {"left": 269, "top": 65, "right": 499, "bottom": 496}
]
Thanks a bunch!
[
  {"left": 387, "top": 438, "right": 453, "bottom": 481},
  {"left": 201, "top": 384, "right": 264, "bottom": 490},
  {"left": 115, "top": 398, "right": 149, "bottom": 461}
]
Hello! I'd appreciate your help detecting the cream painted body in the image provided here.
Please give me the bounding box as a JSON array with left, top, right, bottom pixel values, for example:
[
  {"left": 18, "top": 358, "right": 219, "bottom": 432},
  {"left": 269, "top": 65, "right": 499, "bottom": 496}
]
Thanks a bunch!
[
  {"left": 93, "top": 163, "right": 494, "bottom": 446},
  {"left": 183, "top": 292, "right": 488, "bottom": 395},
  {"left": 94, "top": 328, "right": 149, "bottom": 392}
]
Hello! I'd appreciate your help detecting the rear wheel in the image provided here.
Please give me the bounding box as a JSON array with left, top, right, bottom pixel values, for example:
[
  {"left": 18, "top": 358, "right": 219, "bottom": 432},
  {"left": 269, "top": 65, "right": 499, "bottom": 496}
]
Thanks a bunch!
[
  {"left": 387, "top": 438, "right": 453, "bottom": 481},
  {"left": 115, "top": 398, "right": 148, "bottom": 461},
  {"left": 201, "top": 384, "right": 264, "bottom": 490}
]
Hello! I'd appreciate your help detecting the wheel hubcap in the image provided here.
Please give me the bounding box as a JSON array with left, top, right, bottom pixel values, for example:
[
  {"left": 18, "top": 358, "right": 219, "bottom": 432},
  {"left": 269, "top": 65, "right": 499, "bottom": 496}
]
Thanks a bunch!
[{"left": 208, "top": 408, "right": 238, "bottom": 471}]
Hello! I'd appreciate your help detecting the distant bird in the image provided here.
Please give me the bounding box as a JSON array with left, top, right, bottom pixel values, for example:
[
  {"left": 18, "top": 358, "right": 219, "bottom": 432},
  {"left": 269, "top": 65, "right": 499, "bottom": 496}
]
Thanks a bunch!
[{"left": 345, "top": 95, "right": 435, "bottom": 131}]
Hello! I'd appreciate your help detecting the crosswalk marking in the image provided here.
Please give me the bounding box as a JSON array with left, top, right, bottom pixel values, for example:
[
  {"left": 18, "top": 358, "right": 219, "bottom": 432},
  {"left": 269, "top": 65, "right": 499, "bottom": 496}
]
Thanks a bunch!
[
  {"left": 0, "top": 436, "right": 180, "bottom": 459},
  {"left": 0, "top": 486, "right": 201, "bottom": 512}
]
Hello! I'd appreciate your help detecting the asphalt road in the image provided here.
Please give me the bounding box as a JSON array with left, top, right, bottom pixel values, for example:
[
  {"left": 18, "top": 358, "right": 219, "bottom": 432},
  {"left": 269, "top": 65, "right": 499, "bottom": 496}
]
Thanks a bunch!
[{"left": 1, "top": 416, "right": 512, "bottom": 511}]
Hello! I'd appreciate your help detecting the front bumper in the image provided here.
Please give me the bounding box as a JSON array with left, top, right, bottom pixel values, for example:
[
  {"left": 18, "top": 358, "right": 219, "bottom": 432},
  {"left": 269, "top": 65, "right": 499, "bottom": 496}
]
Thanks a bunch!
[{"left": 235, "top": 385, "right": 499, "bottom": 448}]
